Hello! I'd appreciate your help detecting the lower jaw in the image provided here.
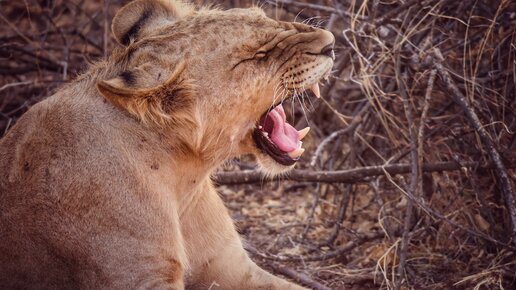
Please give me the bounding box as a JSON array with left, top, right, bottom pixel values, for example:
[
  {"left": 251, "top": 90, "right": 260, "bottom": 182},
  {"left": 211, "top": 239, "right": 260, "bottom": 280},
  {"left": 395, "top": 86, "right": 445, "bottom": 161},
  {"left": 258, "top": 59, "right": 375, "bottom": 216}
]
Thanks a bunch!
[{"left": 252, "top": 129, "right": 298, "bottom": 166}]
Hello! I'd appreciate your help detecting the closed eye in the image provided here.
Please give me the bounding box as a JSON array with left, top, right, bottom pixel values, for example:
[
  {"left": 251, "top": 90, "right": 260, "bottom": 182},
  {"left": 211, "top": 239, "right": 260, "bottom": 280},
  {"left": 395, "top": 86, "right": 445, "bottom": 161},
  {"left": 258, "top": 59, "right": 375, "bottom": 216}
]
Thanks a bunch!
[
  {"left": 230, "top": 49, "right": 270, "bottom": 71},
  {"left": 254, "top": 51, "right": 267, "bottom": 59}
]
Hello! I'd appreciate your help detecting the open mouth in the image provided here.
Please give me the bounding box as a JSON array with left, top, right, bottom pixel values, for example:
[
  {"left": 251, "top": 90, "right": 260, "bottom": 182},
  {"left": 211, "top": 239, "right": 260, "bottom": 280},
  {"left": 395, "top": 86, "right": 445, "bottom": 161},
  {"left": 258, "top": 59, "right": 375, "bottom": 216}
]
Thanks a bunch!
[{"left": 252, "top": 81, "right": 324, "bottom": 166}]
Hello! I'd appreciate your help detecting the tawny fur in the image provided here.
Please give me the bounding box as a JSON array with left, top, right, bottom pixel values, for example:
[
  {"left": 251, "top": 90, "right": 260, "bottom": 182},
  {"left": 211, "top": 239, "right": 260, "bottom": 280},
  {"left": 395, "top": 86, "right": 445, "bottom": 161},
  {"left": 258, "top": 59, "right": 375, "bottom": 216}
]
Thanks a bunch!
[{"left": 0, "top": 0, "right": 334, "bottom": 289}]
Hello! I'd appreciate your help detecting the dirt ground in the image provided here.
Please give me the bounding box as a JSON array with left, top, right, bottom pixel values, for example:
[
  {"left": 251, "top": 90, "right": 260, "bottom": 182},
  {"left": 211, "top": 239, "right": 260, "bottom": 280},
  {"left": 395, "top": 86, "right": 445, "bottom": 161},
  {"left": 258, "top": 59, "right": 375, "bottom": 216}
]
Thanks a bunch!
[{"left": 1, "top": 0, "right": 515, "bottom": 289}]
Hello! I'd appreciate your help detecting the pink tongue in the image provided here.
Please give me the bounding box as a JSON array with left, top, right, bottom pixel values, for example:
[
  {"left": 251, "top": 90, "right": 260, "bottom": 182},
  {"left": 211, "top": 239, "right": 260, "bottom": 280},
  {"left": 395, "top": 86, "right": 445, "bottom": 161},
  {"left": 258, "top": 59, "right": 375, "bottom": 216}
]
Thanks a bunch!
[{"left": 267, "top": 105, "right": 301, "bottom": 152}]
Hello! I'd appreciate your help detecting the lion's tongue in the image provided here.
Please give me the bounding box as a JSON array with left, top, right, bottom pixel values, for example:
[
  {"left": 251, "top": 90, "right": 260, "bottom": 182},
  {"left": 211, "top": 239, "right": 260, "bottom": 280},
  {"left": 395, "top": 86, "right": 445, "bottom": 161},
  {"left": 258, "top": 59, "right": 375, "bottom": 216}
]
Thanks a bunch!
[{"left": 267, "top": 105, "right": 302, "bottom": 153}]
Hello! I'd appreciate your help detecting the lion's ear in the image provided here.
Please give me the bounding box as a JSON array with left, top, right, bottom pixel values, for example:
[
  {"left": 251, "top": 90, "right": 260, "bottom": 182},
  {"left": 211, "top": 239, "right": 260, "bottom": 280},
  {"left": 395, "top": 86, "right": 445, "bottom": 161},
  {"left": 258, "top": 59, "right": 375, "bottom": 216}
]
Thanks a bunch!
[
  {"left": 97, "top": 64, "right": 192, "bottom": 126},
  {"left": 112, "top": 0, "right": 193, "bottom": 46}
]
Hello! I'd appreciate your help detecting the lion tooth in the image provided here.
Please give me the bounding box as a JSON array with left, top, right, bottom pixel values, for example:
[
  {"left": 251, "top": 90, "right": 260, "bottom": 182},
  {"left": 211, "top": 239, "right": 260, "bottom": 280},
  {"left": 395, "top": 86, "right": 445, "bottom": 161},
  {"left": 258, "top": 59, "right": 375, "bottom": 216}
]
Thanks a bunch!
[
  {"left": 311, "top": 83, "right": 321, "bottom": 98},
  {"left": 298, "top": 127, "right": 310, "bottom": 140},
  {"left": 288, "top": 148, "right": 305, "bottom": 159},
  {"left": 324, "top": 70, "right": 331, "bottom": 80}
]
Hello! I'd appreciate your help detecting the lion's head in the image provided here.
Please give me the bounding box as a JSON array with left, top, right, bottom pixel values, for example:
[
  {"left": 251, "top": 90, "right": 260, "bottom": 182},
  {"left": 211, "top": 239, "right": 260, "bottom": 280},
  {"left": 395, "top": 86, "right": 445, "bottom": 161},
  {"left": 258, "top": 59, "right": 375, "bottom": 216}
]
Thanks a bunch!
[{"left": 96, "top": 0, "right": 334, "bottom": 174}]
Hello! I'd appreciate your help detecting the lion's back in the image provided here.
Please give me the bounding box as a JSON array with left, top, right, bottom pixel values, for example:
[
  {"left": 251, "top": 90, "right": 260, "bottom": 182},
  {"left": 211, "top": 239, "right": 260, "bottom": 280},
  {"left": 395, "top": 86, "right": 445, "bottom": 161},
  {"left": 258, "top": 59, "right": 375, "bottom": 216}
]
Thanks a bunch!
[
  {"left": 0, "top": 92, "right": 181, "bottom": 289},
  {"left": 0, "top": 95, "right": 101, "bottom": 289}
]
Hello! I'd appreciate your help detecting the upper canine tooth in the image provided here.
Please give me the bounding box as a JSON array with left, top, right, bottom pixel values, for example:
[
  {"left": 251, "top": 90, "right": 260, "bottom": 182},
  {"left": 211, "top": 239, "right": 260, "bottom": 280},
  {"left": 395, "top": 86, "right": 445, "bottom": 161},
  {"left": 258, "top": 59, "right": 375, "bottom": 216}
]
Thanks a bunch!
[
  {"left": 311, "top": 83, "right": 321, "bottom": 98},
  {"left": 298, "top": 127, "right": 310, "bottom": 140},
  {"left": 324, "top": 71, "right": 331, "bottom": 81},
  {"left": 288, "top": 148, "right": 305, "bottom": 159}
]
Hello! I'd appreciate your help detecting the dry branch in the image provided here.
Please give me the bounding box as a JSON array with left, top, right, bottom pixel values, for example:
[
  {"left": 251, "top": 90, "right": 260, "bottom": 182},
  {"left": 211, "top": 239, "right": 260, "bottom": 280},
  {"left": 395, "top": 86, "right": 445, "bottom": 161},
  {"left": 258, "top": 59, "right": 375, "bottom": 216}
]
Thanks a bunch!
[
  {"left": 396, "top": 67, "right": 418, "bottom": 289},
  {"left": 268, "top": 264, "right": 330, "bottom": 290},
  {"left": 214, "top": 161, "right": 512, "bottom": 185}
]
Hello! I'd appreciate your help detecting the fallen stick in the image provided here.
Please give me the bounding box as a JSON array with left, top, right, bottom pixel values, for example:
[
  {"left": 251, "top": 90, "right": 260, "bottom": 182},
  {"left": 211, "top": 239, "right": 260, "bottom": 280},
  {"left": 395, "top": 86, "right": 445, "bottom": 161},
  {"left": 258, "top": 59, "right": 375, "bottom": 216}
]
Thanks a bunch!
[
  {"left": 269, "top": 264, "right": 331, "bottom": 290},
  {"left": 213, "top": 161, "right": 513, "bottom": 185}
]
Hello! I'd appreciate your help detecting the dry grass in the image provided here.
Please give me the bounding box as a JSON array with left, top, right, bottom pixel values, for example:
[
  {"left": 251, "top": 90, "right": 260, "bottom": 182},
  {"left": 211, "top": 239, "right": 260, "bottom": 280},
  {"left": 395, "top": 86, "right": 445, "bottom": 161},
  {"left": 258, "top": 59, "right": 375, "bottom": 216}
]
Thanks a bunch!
[{"left": 1, "top": 0, "right": 515, "bottom": 289}]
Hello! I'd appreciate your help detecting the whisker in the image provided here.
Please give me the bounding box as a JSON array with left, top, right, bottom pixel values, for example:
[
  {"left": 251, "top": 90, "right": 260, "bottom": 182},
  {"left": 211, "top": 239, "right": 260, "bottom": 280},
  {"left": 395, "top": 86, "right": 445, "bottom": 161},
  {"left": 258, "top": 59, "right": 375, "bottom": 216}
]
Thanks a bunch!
[
  {"left": 298, "top": 93, "right": 310, "bottom": 124},
  {"left": 290, "top": 93, "right": 296, "bottom": 122},
  {"left": 304, "top": 90, "right": 316, "bottom": 111},
  {"left": 293, "top": 9, "right": 305, "bottom": 24},
  {"left": 267, "top": 81, "right": 283, "bottom": 115}
]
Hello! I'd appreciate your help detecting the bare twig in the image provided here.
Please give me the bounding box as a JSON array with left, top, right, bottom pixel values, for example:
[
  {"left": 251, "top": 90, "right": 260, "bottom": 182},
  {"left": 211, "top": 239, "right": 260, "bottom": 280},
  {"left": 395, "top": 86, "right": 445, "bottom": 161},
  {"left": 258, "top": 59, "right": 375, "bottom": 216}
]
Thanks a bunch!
[
  {"left": 0, "top": 81, "right": 33, "bottom": 92},
  {"left": 269, "top": 264, "right": 331, "bottom": 290},
  {"left": 417, "top": 70, "right": 436, "bottom": 197},
  {"left": 396, "top": 67, "right": 417, "bottom": 289},
  {"left": 0, "top": 12, "right": 33, "bottom": 44}
]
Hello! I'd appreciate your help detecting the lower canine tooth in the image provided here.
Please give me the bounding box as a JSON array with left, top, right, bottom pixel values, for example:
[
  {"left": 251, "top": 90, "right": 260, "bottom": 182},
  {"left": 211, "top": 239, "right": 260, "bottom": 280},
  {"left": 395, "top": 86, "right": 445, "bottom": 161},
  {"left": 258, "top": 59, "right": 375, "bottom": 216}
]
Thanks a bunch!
[
  {"left": 298, "top": 127, "right": 310, "bottom": 140},
  {"left": 311, "top": 83, "right": 321, "bottom": 98},
  {"left": 288, "top": 148, "right": 305, "bottom": 159}
]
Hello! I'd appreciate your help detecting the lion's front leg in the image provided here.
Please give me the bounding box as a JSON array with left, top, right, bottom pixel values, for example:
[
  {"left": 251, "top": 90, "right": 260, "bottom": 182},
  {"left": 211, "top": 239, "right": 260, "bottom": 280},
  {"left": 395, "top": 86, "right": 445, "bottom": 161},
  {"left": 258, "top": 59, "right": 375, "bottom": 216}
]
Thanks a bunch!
[
  {"left": 189, "top": 241, "right": 307, "bottom": 290},
  {"left": 180, "top": 181, "right": 307, "bottom": 290}
]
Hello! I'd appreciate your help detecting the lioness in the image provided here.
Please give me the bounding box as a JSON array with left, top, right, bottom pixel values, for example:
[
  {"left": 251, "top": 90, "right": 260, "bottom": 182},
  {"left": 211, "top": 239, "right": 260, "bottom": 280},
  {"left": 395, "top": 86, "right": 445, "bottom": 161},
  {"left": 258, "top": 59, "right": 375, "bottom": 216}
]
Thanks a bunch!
[{"left": 0, "top": 0, "right": 334, "bottom": 289}]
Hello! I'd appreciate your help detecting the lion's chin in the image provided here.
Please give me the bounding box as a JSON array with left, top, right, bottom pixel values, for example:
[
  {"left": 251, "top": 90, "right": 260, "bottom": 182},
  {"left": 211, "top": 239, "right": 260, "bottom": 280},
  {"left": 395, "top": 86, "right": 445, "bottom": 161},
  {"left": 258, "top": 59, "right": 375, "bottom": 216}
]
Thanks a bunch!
[{"left": 254, "top": 151, "right": 296, "bottom": 176}]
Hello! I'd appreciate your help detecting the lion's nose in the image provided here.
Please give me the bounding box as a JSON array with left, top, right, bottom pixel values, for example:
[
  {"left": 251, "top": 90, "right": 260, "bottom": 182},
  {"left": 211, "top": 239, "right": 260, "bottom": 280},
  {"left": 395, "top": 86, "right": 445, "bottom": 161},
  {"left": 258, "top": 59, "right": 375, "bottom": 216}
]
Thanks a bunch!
[
  {"left": 321, "top": 43, "right": 335, "bottom": 60},
  {"left": 318, "top": 29, "right": 335, "bottom": 59}
]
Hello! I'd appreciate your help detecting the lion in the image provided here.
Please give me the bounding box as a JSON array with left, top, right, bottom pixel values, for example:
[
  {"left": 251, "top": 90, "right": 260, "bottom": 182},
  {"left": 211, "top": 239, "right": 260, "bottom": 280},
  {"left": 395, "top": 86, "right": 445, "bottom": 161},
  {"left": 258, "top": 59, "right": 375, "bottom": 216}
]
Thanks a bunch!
[{"left": 0, "top": 0, "right": 334, "bottom": 289}]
